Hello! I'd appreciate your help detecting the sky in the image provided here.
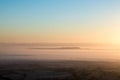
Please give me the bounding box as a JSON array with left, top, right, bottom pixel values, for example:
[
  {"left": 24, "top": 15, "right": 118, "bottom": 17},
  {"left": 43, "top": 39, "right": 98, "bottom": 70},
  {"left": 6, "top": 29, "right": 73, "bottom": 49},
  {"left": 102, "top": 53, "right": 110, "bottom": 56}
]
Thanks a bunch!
[{"left": 0, "top": 0, "right": 120, "bottom": 44}]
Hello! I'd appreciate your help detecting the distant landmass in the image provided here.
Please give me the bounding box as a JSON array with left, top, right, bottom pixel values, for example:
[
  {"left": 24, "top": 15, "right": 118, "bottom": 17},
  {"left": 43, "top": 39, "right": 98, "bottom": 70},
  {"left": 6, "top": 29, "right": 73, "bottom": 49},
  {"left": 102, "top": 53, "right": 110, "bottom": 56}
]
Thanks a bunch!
[{"left": 30, "top": 47, "right": 80, "bottom": 50}]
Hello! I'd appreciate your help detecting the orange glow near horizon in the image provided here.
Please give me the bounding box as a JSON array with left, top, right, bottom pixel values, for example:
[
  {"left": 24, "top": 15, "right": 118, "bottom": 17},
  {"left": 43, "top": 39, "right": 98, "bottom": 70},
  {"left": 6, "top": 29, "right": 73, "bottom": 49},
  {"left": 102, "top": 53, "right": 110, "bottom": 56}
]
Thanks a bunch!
[{"left": 0, "top": 0, "right": 120, "bottom": 45}]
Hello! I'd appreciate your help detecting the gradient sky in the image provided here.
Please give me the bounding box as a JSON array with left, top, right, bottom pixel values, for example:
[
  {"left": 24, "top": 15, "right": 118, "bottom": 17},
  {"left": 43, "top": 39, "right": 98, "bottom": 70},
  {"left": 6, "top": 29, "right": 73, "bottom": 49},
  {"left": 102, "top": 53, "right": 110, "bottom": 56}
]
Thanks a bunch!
[{"left": 0, "top": 0, "right": 120, "bottom": 44}]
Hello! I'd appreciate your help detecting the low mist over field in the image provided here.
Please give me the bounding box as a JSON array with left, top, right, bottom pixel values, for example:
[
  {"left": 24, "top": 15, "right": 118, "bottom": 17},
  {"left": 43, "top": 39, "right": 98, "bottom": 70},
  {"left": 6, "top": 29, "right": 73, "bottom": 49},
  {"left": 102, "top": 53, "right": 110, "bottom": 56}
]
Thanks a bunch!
[{"left": 1, "top": 0, "right": 120, "bottom": 80}]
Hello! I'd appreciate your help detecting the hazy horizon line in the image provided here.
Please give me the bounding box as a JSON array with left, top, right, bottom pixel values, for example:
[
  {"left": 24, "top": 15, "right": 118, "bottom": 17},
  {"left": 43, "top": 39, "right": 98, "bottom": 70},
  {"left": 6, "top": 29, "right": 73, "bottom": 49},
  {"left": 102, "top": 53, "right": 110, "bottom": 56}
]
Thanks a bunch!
[{"left": 0, "top": 42, "right": 119, "bottom": 45}]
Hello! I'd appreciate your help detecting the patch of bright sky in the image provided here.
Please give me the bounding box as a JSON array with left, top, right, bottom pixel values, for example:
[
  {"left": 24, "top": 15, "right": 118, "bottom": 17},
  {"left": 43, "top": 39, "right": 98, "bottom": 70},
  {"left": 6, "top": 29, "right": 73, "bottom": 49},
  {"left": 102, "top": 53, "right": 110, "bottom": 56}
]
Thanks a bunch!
[{"left": 0, "top": 0, "right": 120, "bottom": 43}]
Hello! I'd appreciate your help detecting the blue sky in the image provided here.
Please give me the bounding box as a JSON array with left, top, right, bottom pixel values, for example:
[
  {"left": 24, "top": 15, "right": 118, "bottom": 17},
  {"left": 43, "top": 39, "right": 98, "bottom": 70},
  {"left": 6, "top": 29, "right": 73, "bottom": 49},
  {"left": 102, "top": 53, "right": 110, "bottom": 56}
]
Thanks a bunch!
[{"left": 0, "top": 0, "right": 120, "bottom": 43}]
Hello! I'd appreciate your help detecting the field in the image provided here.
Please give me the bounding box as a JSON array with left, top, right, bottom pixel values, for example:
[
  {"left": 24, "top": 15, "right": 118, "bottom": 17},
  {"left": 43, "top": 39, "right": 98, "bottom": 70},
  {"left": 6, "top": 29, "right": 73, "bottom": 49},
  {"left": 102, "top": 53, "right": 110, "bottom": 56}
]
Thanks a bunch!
[{"left": 0, "top": 60, "right": 120, "bottom": 80}]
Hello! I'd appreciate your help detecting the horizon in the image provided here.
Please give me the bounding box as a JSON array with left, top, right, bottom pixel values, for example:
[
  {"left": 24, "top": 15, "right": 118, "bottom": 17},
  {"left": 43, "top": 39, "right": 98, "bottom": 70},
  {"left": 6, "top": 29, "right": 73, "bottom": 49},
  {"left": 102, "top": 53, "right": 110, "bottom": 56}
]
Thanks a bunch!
[{"left": 1, "top": 1, "right": 120, "bottom": 80}]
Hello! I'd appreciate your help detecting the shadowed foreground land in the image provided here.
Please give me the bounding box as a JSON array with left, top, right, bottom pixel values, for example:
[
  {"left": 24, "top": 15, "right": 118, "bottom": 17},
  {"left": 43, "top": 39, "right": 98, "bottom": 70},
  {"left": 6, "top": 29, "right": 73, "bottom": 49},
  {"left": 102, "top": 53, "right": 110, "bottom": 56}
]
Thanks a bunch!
[{"left": 0, "top": 60, "right": 120, "bottom": 80}]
